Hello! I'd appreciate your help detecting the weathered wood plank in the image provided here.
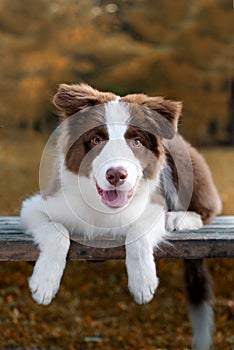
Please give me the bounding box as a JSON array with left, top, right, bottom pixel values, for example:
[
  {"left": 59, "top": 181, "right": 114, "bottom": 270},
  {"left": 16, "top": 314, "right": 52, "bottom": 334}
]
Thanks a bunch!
[{"left": 0, "top": 216, "right": 233, "bottom": 261}]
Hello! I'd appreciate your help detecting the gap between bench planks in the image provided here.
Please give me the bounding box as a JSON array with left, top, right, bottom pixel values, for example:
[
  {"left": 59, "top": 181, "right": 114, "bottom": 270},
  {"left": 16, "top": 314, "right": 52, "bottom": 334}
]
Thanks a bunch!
[{"left": 0, "top": 216, "right": 234, "bottom": 261}]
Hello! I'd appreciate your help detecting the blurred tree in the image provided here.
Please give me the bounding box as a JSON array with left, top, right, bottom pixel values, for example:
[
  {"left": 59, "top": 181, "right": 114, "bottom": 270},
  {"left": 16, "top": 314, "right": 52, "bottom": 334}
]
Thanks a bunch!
[{"left": 0, "top": 0, "right": 233, "bottom": 145}]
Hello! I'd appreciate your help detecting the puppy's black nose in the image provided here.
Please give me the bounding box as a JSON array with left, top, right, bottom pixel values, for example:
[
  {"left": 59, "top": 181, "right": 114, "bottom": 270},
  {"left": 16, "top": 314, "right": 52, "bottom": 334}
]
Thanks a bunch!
[{"left": 106, "top": 167, "right": 128, "bottom": 187}]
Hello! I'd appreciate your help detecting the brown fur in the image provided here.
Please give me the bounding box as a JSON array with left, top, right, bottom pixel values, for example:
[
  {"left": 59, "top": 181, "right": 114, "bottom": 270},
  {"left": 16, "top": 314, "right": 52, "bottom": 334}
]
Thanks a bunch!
[
  {"left": 124, "top": 125, "right": 161, "bottom": 157},
  {"left": 165, "top": 149, "right": 179, "bottom": 192},
  {"left": 53, "top": 83, "right": 116, "bottom": 119},
  {"left": 187, "top": 144, "right": 222, "bottom": 224},
  {"left": 121, "top": 94, "right": 182, "bottom": 138},
  {"left": 126, "top": 103, "right": 177, "bottom": 141},
  {"left": 125, "top": 125, "right": 165, "bottom": 180},
  {"left": 184, "top": 259, "right": 213, "bottom": 306},
  {"left": 162, "top": 135, "right": 222, "bottom": 221},
  {"left": 65, "top": 125, "right": 109, "bottom": 176}
]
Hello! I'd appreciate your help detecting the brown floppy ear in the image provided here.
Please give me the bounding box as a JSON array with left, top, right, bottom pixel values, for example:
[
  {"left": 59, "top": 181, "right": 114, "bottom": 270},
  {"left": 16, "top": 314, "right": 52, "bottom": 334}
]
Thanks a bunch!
[
  {"left": 122, "top": 94, "right": 182, "bottom": 139},
  {"left": 142, "top": 97, "right": 182, "bottom": 138},
  {"left": 53, "top": 83, "right": 116, "bottom": 119}
]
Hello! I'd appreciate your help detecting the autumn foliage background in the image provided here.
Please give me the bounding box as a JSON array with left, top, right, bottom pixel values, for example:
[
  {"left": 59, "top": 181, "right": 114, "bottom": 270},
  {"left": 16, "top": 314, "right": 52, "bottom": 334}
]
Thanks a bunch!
[
  {"left": 0, "top": 0, "right": 234, "bottom": 349},
  {"left": 1, "top": 0, "right": 233, "bottom": 145}
]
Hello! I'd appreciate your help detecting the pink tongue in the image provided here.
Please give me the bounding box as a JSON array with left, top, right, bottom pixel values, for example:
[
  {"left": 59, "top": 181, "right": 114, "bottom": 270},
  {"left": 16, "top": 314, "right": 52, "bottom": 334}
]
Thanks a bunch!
[{"left": 102, "top": 190, "right": 129, "bottom": 208}]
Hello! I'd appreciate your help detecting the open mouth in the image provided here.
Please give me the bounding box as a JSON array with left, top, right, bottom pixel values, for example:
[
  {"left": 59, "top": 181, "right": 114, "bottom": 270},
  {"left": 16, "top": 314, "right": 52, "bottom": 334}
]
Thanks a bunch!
[{"left": 95, "top": 182, "right": 133, "bottom": 208}]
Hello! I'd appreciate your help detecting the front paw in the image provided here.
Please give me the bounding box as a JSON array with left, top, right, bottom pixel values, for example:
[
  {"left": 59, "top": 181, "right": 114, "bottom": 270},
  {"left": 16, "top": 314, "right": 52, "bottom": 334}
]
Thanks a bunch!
[
  {"left": 128, "top": 267, "right": 159, "bottom": 305},
  {"left": 166, "top": 211, "right": 203, "bottom": 232},
  {"left": 29, "top": 274, "right": 58, "bottom": 306},
  {"left": 29, "top": 256, "right": 66, "bottom": 305}
]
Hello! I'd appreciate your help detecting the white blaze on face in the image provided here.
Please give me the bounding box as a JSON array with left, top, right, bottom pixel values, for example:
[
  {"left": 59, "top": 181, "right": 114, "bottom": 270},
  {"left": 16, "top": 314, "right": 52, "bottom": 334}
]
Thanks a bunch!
[{"left": 91, "top": 101, "right": 142, "bottom": 208}]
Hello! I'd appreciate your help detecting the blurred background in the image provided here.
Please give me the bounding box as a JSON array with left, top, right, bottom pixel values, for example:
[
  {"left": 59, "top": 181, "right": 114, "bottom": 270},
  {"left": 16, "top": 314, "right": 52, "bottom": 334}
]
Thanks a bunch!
[{"left": 0, "top": 0, "right": 234, "bottom": 349}]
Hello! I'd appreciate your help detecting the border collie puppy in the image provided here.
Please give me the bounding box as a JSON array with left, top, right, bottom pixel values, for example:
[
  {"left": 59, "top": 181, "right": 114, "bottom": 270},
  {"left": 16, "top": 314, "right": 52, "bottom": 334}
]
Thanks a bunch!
[{"left": 21, "top": 83, "right": 221, "bottom": 350}]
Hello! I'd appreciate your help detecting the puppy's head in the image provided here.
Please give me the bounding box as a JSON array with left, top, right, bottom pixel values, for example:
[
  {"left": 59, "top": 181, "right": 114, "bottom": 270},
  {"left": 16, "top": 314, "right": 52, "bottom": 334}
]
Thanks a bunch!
[{"left": 53, "top": 83, "right": 182, "bottom": 209}]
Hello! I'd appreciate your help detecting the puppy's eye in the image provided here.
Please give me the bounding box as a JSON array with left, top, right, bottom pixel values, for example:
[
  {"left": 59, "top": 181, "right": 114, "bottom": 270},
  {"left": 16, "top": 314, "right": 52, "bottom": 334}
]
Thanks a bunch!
[
  {"left": 132, "top": 138, "right": 142, "bottom": 148},
  {"left": 91, "top": 136, "right": 104, "bottom": 146}
]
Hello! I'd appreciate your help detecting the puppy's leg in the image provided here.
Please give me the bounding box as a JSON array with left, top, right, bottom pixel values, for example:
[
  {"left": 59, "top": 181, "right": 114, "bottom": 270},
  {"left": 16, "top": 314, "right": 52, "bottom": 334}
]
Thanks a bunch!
[
  {"left": 29, "top": 222, "right": 70, "bottom": 305},
  {"left": 166, "top": 212, "right": 213, "bottom": 349},
  {"left": 166, "top": 210, "right": 214, "bottom": 349},
  {"left": 21, "top": 196, "right": 70, "bottom": 305},
  {"left": 184, "top": 259, "right": 214, "bottom": 350},
  {"left": 126, "top": 235, "right": 158, "bottom": 304},
  {"left": 185, "top": 144, "right": 221, "bottom": 349},
  {"left": 125, "top": 212, "right": 165, "bottom": 305}
]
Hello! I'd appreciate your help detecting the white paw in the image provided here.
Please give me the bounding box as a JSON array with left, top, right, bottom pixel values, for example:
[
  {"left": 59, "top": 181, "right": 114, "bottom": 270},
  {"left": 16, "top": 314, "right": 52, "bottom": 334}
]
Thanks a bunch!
[
  {"left": 29, "top": 256, "right": 66, "bottom": 305},
  {"left": 128, "top": 264, "right": 159, "bottom": 304},
  {"left": 166, "top": 211, "right": 203, "bottom": 232}
]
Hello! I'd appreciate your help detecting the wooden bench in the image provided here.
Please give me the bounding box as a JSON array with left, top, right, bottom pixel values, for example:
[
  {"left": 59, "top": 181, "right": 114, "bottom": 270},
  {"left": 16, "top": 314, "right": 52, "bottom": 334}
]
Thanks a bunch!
[{"left": 0, "top": 216, "right": 234, "bottom": 261}]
